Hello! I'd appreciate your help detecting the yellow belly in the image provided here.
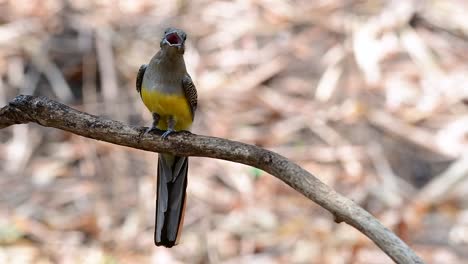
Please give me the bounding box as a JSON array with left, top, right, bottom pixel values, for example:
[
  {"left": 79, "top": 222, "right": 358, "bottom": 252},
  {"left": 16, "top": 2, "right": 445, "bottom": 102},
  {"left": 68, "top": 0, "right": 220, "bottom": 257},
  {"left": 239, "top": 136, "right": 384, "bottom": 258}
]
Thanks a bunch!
[{"left": 141, "top": 87, "right": 193, "bottom": 131}]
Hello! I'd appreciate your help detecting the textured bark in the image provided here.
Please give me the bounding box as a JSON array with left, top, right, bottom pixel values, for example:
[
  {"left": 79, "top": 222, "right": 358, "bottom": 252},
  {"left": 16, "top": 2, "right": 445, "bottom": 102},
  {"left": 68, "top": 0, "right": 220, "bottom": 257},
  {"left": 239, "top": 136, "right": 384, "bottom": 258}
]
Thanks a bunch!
[{"left": 0, "top": 95, "right": 424, "bottom": 264}]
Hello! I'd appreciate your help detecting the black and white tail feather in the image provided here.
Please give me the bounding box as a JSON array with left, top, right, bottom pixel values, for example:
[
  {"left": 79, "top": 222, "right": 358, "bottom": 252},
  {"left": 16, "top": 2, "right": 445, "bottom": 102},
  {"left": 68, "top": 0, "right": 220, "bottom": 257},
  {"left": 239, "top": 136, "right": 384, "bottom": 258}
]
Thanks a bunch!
[{"left": 155, "top": 154, "right": 188, "bottom": 247}]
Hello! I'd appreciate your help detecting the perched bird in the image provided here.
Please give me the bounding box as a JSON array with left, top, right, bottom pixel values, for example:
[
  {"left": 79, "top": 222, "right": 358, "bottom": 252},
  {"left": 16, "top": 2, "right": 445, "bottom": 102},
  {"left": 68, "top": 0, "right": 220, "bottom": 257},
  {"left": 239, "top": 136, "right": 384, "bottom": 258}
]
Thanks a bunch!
[{"left": 136, "top": 28, "right": 197, "bottom": 247}]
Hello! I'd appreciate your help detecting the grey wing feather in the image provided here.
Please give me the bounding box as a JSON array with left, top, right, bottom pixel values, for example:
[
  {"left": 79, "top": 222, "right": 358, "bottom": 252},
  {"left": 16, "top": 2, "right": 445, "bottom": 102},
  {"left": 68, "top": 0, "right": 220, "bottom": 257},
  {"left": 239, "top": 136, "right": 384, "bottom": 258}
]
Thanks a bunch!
[
  {"left": 182, "top": 75, "right": 198, "bottom": 119},
  {"left": 136, "top": 64, "right": 147, "bottom": 95}
]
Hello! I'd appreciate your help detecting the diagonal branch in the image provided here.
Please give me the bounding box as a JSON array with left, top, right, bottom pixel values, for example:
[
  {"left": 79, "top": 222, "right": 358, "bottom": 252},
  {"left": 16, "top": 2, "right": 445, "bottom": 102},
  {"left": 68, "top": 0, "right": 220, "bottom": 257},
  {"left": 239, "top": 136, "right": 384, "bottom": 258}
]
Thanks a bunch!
[{"left": 0, "top": 95, "right": 424, "bottom": 264}]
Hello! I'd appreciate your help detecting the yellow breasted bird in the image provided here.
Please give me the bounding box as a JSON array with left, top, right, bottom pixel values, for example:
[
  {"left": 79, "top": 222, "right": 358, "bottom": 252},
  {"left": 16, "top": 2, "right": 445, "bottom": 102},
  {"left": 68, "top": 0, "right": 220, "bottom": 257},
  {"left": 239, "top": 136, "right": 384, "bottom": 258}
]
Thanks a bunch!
[{"left": 136, "top": 28, "right": 197, "bottom": 247}]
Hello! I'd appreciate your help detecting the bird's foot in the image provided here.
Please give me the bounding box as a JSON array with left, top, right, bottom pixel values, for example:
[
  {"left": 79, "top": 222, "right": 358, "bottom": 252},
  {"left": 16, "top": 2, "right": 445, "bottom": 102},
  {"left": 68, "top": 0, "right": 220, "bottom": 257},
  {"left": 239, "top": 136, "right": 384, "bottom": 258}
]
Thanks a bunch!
[
  {"left": 161, "top": 129, "right": 175, "bottom": 139},
  {"left": 138, "top": 126, "right": 158, "bottom": 141},
  {"left": 144, "top": 125, "right": 158, "bottom": 135}
]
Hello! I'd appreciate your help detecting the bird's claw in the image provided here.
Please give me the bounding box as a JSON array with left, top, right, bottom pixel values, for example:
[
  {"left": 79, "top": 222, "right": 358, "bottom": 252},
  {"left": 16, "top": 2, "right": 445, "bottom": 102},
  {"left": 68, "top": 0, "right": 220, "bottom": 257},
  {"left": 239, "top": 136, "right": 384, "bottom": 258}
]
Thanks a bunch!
[
  {"left": 139, "top": 126, "right": 158, "bottom": 141},
  {"left": 161, "top": 129, "right": 174, "bottom": 139},
  {"left": 144, "top": 126, "right": 158, "bottom": 135}
]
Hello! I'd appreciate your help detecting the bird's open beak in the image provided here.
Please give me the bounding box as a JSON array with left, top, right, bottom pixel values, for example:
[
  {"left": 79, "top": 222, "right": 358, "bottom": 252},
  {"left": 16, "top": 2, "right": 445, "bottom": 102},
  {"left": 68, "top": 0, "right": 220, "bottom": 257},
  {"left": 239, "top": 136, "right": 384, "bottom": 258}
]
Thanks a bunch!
[{"left": 164, "top": 32, "right": 183, "bottom": 47}]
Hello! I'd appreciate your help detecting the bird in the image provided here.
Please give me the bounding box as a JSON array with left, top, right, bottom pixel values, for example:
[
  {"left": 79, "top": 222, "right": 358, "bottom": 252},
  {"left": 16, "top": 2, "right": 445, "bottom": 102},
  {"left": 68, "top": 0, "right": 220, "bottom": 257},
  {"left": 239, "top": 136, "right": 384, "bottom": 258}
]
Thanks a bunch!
[{"left": 136, "top": 28, "right": 197, "bottom": 247}]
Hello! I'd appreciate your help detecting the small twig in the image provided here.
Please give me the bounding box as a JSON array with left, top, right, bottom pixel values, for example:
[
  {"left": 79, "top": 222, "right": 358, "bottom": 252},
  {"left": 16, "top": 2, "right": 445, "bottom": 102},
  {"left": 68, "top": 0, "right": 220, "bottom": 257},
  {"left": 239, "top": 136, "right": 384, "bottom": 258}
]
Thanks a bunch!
[
  {"left": 30, "top": 54, "right": 74, "bottom": 102},
  {"left": 367, "top": 143, "right": 415, "bottom": 207},
  {"left": 0, "top": 95, "right": 425, "bottom": 264},
  {"left": 0, "top": 19, "right": 42, "bottom": 44},
  {"left": 368, "top": 110, "right": 451, "bottom": 158},
  {"left": 411, "top": 4, "right": 468, "bottom": 41},
  {"left": 225, "top": 56, "right": 286, "bottom": 94},
  {"left": 96, "top": 27, "right": 120, "bottom": 112},
  {"left": 415, "top": 154, "right": 468, "bottom": 206}
]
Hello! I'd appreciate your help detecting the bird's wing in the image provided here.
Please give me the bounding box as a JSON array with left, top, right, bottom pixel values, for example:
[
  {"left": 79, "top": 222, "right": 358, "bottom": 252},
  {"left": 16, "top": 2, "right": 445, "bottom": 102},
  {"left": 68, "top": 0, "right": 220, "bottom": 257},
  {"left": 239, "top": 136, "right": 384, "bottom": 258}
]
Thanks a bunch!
[
  {"left": 182, "top": 74, "right": 198, "bottom": 119},
  {"left": 136, "top": 64, "right": 147, "bottom": 95}
]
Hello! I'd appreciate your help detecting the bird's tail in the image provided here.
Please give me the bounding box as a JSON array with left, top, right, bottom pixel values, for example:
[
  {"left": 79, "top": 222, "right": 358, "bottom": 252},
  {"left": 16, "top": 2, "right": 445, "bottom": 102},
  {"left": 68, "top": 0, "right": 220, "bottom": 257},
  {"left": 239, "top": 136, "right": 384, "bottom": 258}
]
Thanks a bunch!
[{"left": 154, "top": 153, "right": 188, "bottom": 247}]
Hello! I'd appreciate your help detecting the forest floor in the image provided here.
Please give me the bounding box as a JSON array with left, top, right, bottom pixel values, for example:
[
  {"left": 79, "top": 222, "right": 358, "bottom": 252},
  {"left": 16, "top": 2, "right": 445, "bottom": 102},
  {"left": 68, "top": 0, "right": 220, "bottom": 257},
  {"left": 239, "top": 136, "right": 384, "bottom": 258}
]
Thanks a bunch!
[{"left": 0, "top": 0, "right": 467, "bottom": 263}]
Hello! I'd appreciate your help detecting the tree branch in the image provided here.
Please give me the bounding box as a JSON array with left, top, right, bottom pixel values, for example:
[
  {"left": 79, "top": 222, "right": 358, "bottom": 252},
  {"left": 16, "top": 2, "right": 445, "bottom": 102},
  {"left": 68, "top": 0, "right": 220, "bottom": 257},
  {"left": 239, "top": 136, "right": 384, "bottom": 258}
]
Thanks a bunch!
[{"left": 0, "top": 95, "right": 424, "bottom": 264}]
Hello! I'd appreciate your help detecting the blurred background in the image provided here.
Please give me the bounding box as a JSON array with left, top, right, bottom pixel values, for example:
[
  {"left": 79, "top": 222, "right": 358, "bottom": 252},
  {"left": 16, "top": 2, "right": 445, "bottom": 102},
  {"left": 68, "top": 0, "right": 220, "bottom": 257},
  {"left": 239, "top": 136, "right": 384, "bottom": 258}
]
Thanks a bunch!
[{"left": 0, "top": 0, "right": 467, "bottom": 263}]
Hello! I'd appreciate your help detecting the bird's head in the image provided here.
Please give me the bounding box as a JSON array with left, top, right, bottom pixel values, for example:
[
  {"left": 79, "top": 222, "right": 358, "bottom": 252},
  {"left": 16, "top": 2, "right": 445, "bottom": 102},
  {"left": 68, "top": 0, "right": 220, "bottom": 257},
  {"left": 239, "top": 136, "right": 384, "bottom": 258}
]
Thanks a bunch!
[{"left": 160, "top": 28, "right": 187, "bottom": 55}]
